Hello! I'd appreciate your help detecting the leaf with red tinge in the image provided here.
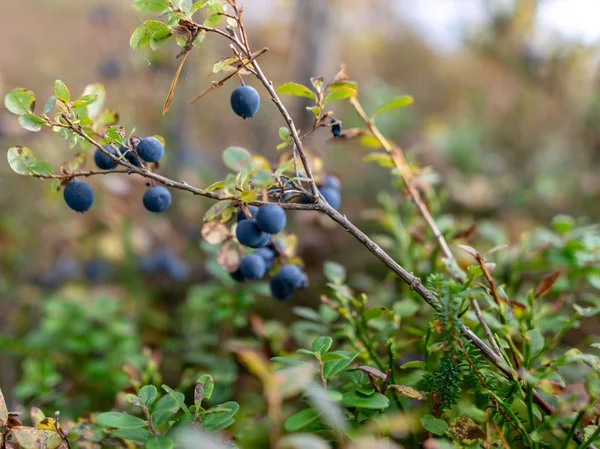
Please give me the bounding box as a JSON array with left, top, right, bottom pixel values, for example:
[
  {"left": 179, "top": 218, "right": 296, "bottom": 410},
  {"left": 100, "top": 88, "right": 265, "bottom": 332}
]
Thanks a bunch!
[
  {"left": 456, "top": 244, "right": 479, "bottom": 259},
  {"left": 358, "top": 366, "right": 387, "bottom": 380},
  {"left": 217, "top": 240, "right": 240, "bottom": 273},
  {"left": 201, "top": 221, "right": 229, "bottom": 245},
  {"left": 535, "top": 271, "right": 561, "bottom": 298}
]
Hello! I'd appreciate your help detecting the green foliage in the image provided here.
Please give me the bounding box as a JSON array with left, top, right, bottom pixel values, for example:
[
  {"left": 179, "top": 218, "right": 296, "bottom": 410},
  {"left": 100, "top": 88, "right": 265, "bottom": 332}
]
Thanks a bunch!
[{"left": 2, "top": 1, "right": 600, "bottom": 448}]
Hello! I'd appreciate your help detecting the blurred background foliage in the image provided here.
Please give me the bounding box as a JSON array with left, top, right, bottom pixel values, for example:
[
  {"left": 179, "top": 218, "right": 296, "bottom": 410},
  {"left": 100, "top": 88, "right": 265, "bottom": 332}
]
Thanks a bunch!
[{"left": 1, "top": 0, "right": 600, "bottom": 425}]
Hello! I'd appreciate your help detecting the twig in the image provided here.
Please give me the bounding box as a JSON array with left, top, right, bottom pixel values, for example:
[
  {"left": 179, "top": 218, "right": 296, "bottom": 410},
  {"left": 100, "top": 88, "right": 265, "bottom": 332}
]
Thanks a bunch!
[
  {"left": 142, "top": 406, "right": 158, "bottom": 438},
  {"left": 349, "top": 95, "right": 501, "bottom": 356}
]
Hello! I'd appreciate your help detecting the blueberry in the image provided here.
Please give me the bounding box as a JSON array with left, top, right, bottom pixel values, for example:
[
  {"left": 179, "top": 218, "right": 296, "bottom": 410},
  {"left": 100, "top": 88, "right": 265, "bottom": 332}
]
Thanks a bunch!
[
  {"left": 322, "top": 175, "right": 341, "bottom": 191},
  {"left": 236, "top": 205, "right": 259, "bottom": 223},
  {"left": 254, "top": 231, "right": 271, "bottom": 249},
  {"left": 84, "top": 258, "right": 111, "bottom": 283},
  {"left": 239, "top": 254, "right": 267, "bottom": 280},
  {"left": 331, "top": 118, "right": 342, "bottom": 138},
  {"left": 319, "top": 186, "right": 341, "bottom": 210},
  {"left": 120, "top": 146, "right": 142, "bottom": 167},
  {"left": 253, "top": 247, "right": 276, "bottom": 270},
  {"left": 255, "top": 204, "right": 287, "bottom": 234},
  {"left": 230, "top": 268, "right": 246, "bottom": 283},
  {"left": 94, "top": 145, "right": 119, "bottom": 170},
  {"left": 270, "top": 265, "right": 307, "bottom": 301},
  {"left": 143, "top": 186, "right": 172, "bottom": 213},
  {"left": 236, "top": 220, "right": 269, "bottom": 248},
  {"left": 64, "top": 179, "right": 94, "bottom": 213},
  {"left": 98, "top": 58, "right": 121, "bottom": 80},
  {"left": 140, "top": 248, "right": 189, "bottom": 281},
  {"left": 230, "top": 85, "right": 260, "bottom": 119},
  {"left": 137, "top": 136, "right": 164, "bottom": 163}
]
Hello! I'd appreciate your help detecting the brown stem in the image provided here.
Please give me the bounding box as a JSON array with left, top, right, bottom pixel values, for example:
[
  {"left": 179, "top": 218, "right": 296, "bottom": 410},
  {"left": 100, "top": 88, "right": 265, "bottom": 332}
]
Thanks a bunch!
[
  {"left": 142, "top": 406, "right": 158, "bottom": 438},
  {"left": 349, "top": 96, "right": 501, "bottom": 355}
]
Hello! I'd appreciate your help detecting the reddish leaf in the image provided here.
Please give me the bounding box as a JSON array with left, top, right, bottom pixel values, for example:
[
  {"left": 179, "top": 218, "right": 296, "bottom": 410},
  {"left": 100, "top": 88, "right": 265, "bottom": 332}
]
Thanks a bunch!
[
  {"left": 358, "top": 366, "right": 387, "bottom": 380},
  {"left": 535, "top": 271, "right": 561, "bottom": 298}
]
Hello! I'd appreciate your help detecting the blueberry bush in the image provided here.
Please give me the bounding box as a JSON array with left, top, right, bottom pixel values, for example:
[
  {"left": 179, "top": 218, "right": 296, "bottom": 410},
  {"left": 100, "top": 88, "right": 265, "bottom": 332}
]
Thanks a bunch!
[{"left": 1, "top": 1, "right": 600, "bottom": 448}]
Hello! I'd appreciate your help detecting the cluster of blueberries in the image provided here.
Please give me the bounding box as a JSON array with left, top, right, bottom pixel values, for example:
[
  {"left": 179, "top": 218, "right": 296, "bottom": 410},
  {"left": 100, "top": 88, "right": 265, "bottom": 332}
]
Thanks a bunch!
[
  {"left": 63, "top": 137, "right": 172, "bottom": 214},
  {"left": 231, "top": 204, "right": 308, "bottom": 300},
  {"left": 58, "top": 85, "right": 344, "bottom": 300}
]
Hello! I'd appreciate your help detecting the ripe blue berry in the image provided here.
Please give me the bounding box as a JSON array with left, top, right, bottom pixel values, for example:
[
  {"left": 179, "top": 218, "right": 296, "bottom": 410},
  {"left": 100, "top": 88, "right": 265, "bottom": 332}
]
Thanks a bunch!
[
  {"left": 331, "top": 118, "right": 342, "bottom": 138},
  {"left": 319, "top": 186, "right": 341, "bottom": 210},
  {"left": 231, "top": 85, "right": 260, "bottom": 119},
  {"left": 140, "top": 248, "right": 189, "bottom": 281},
  {"left": 253, "top": 246, "right": 276, "bottom": 270},
  {"left": 255, "top": 204, "right": 287, "bottom": 234},
  {"left": 322, "top": 175, "right": 341, "bottom": 191},
  {"left": 64, "top": 179, "right": 94, "bottom": 213},
  {"left": 239, "top": 254, "right": 267, "bottom": 280},
  {"left": 137, "top": 136, "right": 164, "bottom": 163},
  {"left": 143, "top": 186, "right": 172, "bottom": 213},
  {"left": 94, "top": 145, "right": 119, "bottom": 170},
  {"left": 236, "top": 219, "right": 269, "bottom": 248},
  {"left": 236, "top": 205, "right": 259, "bottom": 223},
  {"left": 270, "top": 264, "right": 307, "bottom": 301}
]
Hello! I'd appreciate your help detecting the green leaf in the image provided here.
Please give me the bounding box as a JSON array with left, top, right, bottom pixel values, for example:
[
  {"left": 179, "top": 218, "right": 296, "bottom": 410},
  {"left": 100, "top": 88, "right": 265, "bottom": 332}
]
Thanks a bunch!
[
  {"left": 284, "top": 408, "right": 320, "bottom": 431},
  {"left": 131, "top": 21, "right": 170, "bottom": 50},
  {"left": 552, "top": 214, "right": 575, "bottom": 234},
  {"left": 526, "top": 329, "right": 544, "bottom": 358},
  {"left": 200, "top": 401, "right": 239, "bottom": 432},
  {"left": 178, "top": 0, "right": 193, "bottom": 15},
  {"left": 133, "top": 0, "right": 170, "bottom": 11},
  {"left": 323, "top": 87, "right": 356, "bottom": 105},
  {"left": 312, "top": 337, "right": 333, "bottom": 354},
  {"left": 213, "top": 57, "right": 238, "bottom": 74},
  {"left": 341, "top": 391, "right": 389, "bottom": 410},
  {"left": 111, "top": 428, "right": 153, "bottom": 443},
  {"left": 421, "top": 415, "right": 448, "bottom": 436},
  {"left": 195, "top": 374, "right": 214, "bottom": 404},
  {"left": 371, "top": 95, "right": 414, "bottom": 119},
  {"left": 106, "top": 126, "right": 128, "bottom": 146},
  {"left": 323, "top": 261, "right": 346, "bottom": 284},
  {"left": 359, "top": 135, "right": 382, "bottom": 148},
  {"left": 146, "top": 436, "right": 175, "bottom": 449},
  {"left": 327, "top": 81, "right": 358, "bottom": 91},
  {"left": 222, "top": 146, "right": 252, "bottom": 172},
  {"left": 362, "top": 152, "right": 394, "bottom": 168},
  {"left": 150, "top": 392, "right": 182, "bottom": 426},
  {"left": 279, "top": 127, "right": 291, "bottom": 141},
  {"left": 82, "top": 84, "right": 106, "bottom": 119},
  {"left": 400, "top": 360, "right": 426, "bottom": 369},
  {"left": 18, "top": 114, "right": 45, "bottom": 132},
  {"left": 252, "top": 170, "right": 273, "bottom": 187},
  {"left": 43, "top": 96, "right": 56, "bottom": 115},
  {"left": 7, "top": 146, "right": 38, "bottom": 175},
  {"left": 162, "top": 385, "right": 194, "bottom": 422},
  {"left": 322, "top": 353, "right": 358, "bottom": 377},
  {"left": 139, "top": 385, "right": 158, "bottom": 407},
  {"left": 277, "top": 82, "right": 317, "bottom": 100},
  {"left": 203, "top": 13, "right": 222, "bottom": 27},
  {"left": 204, "top": 181, "right": 226, "bottom": 193},
  {"left": 54, "top": 80, "right": 70, "bottom": 103},
  {"left": 96, "top": 412, "right": 146, "bottom": 429},
  {"left": 72, "top": 94, "right": 98, "bottom": 108},
  {"left": 204, "top": 200, "right": 232, "bottom": 222},
  {"left": 271, "top": 357, "right": 305, "bottom": 367},
  {"left": 150, "top": 28, "right": 173, "bottom": 50},
  {"left": 5, "top": 88, "right": 36, "bottom": 115}
]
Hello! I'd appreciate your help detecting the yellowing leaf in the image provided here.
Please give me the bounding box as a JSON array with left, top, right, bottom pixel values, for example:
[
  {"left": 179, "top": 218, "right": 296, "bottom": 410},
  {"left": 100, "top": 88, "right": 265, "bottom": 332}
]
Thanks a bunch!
[
  {"left": 0, "top": 388, "right": 8, "bottom": 425},
  {"left": 201, "top": 221, "right": 230, "bottom": 244},
  {"left": 8, "top": 426, "right": 64, "bottom": 449},
  {"left": 387, "top": 385, "right": 427, "bottom": 401},
  {"left": 371, "top": 95, "right": 414, "bottom": 119},
  {"left": 30, "top": 407, "right": 45, "bottom": 428}
]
